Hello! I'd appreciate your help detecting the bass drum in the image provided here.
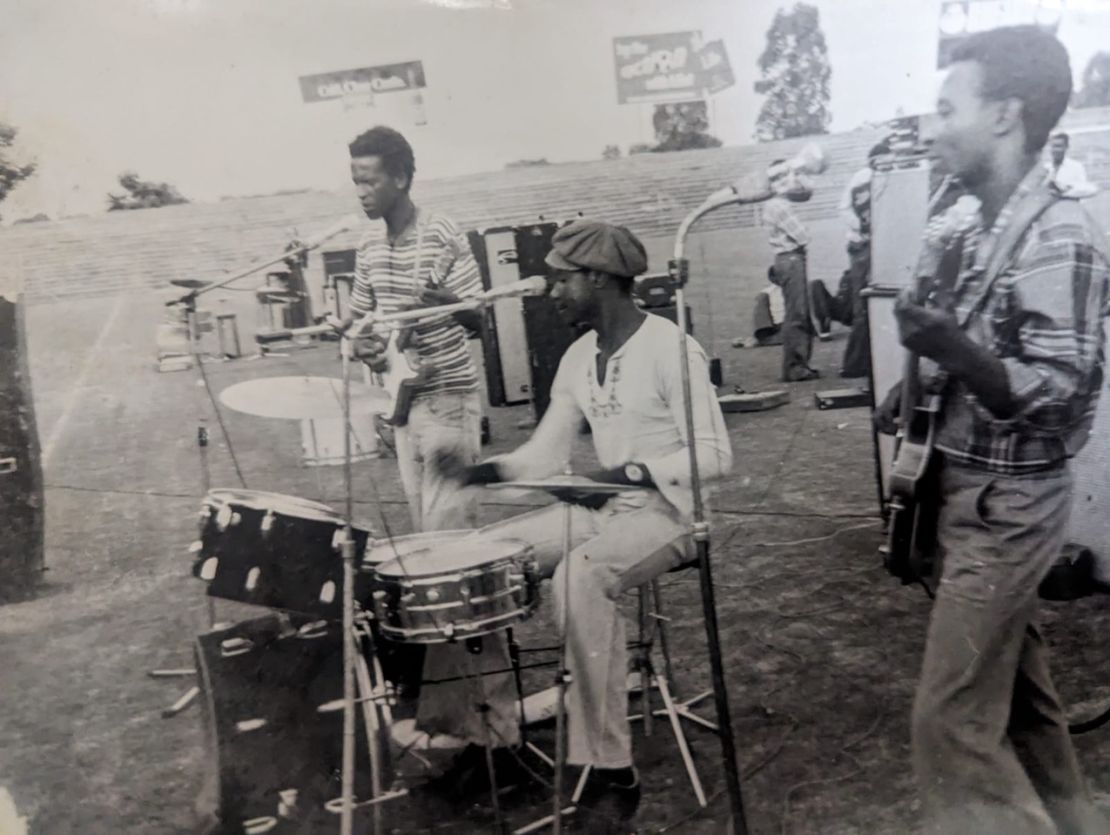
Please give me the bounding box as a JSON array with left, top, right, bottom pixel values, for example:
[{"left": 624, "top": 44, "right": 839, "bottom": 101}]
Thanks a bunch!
[{"left": 193, "top": 615, "right": 418, "bottom": 834}]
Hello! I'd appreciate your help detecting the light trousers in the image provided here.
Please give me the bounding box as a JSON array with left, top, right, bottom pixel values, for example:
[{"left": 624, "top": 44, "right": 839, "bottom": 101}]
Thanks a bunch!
[
  {"left": 488, "top": 492, "right": 690, "bottom": 767},
  {"left": 912, "top": 462, "right": 1106, "bottom": 835}
]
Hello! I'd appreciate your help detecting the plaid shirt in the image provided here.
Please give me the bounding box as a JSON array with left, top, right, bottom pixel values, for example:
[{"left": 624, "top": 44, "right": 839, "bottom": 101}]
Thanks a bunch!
[
  {"left": 918, "top": 166, "right": 1110, "bottom": 475},
  {"left": 761, "top": 196, "right": 809, "bottom": 254}
]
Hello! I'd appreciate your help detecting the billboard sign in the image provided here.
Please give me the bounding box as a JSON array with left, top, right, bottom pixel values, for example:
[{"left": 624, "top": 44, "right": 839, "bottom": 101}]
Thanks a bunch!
[
  {"left": 299, "top": 61, "right": 426, "bottom": 103},
  {"left": 696, "top": 39, "right": 735, "bottom": 95},
  {"left": 614, "top": 32, "right": 703, "bottom": 104}
]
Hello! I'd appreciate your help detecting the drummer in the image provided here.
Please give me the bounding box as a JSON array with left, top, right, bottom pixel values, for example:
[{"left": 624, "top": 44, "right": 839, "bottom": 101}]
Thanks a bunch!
[{"left": 437, "top": 219, "right": 733, "bottom": 827}]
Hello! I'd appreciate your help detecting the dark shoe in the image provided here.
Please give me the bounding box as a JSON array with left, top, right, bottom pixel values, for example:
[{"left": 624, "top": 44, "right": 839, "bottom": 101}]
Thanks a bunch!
[
  {"left": 418, "top": 744, "right": 528, "bottom": 804},
  {"left": 572, "top": 767, "right": 641, "bottom": 832},
  {"left": 785, "top": 367, "right": 820, "bottom": 382}
]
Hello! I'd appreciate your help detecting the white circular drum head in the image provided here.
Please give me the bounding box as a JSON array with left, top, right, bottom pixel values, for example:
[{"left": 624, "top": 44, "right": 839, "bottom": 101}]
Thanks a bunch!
[
  {"left": 374, "top": 537, "right": 530, "bottom": 579},
  {"left": 203, "top": 489, "right": 341, "bottom": 523}
]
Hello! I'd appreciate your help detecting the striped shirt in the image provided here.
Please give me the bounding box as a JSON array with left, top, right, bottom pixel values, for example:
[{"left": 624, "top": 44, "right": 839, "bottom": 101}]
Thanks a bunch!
[
  {"left": 917, "top": 166, "right": 1110, "bottom": 475},
  {"left": 350, "top": 208, "right": 483, "bottom": 398},
  {"left": 760, "top": 197, "right": 809, "bottom": 254}
]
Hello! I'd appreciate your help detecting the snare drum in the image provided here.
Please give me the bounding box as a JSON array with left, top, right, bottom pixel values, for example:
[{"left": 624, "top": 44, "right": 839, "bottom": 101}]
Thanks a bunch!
[
  {"left": 370, "top": 535, "right": 538, "bottom": 644},
  {"left": 192, "top": 489, "right": 374, "bottom": 618}
]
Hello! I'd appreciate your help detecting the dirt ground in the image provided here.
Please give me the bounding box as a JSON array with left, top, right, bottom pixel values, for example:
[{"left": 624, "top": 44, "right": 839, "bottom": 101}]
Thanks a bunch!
[{"left": 1, "top": 224, "right": 1108, "bottom": 834}]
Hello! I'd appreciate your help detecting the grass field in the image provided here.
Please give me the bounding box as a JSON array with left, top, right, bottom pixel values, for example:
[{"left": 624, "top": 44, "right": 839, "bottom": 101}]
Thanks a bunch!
[{"left": 1, "top": 221, "right": 1107, "bottom": 834}]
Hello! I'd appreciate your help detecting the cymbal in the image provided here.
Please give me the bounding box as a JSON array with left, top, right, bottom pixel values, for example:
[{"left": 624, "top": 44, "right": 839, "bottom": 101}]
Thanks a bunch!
[
  {"left": 486, "top": 476, "right": 641, "bottom": 498},
  {"left": 219, "top": 376, "right": 391, "bottom": 420},
  {"left": 169, "top": 278, "right": 211, "bottom": 290}
]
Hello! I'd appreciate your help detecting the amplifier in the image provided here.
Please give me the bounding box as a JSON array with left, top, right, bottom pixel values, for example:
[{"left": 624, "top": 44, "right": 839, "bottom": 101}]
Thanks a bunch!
[
  {"left": 471, "top": 222, "right": 580, "bottom": 420},
  {"left": 468, "top": 227, "right": 534, "bottom": 407},
  {"left": 0, "top": 292, "right": 44, "bottom": 601},
  {"left": 866, "top": 162, "right": 933, "bottom": 511}
]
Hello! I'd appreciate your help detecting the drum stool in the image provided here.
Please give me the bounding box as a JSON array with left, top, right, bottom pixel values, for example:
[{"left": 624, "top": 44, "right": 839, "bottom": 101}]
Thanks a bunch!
[{"left": 627, "top": 564, "right": 716, "bottom": 808}]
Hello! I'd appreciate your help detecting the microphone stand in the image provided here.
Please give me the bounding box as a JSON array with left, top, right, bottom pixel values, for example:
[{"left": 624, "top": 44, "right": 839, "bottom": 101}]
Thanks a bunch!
[
  {"left": 668, "top": 192, "right": 757, "bottom": 835},
  {"left": 163, "top": 217, "right": 357, "bottom": 310}
]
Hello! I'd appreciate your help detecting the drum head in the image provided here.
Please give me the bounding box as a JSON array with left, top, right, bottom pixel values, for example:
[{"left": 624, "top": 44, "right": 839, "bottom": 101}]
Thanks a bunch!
[
  {"left": 375, "top": 537, "right": 530, "bottom": 579},
  {"left": 204, "top": 489, "right": 342, "bottom": 524},
  {"left": 365, "top": 530, "right": 479, "bottom": 566}
]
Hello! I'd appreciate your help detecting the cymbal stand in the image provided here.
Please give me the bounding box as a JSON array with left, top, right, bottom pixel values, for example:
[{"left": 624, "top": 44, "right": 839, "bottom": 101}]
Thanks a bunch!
[{"left": 150, "top": 292, "right": 220, "bottom": 716}]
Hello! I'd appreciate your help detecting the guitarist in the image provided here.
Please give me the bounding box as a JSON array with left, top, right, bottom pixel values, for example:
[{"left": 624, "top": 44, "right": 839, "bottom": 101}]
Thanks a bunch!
[
  {"left": 347, "top": 127, "right": 522, "bottom": 766},
  {"left": 874, "top": 27, "right": 1110, "bottom": 835}
]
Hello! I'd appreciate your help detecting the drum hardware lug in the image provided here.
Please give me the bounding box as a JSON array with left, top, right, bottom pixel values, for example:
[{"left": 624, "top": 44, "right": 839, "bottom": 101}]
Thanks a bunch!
[
  {"left": 372, "top": 590, "right": 388, "bottom": 601},
  {"left": 441, "top": 623, "right": 456, "bottom": 641},
  {"left": 331, "top": 529, "right": 346, "bottom": 552},
  {"left": 243, "top": 816, "right": 278, "bottom": 834},
  {"left": 296, "top": 620, "right": 329, "bottom": 640},
  {"left": 199, "top": 557, "right": 219, "bottom": 581},
  {"left": 459, "top": 586, "right": 471, "bottom": 598},
  {"left": 235, "top": 717, "right": 268, "bottom": 733},
  {"left": 425, "top": 588, "right": 441, "bottom": 603},
  {"left": 260, "top": 510, "right": 275, "bottom": 534},
  {"left": 400, "top": 592, "right": 416, "bottom": 604},
  {"left": 221, "top": 637, "right": 254, "bottom": 657},
  {"left": 318, "top": 581, "right": 336, "bottom": 604},
  {"left": 277, "top": 789, "right": 299, "bottom": 820},
  {"left": 245, "top": 567, "right": 261, "bottom": 591},
  {"left": 188, "top": 540, "right": 204, "bottom": 554}
]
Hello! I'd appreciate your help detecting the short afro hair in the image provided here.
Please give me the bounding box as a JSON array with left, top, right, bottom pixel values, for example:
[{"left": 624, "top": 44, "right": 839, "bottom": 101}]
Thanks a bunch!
[
  {"left": 949, "top": 25, "right": 1071, "bottom": 154},
  {"left": 348, "top": 126, "right": 416, "bottom": 189}
]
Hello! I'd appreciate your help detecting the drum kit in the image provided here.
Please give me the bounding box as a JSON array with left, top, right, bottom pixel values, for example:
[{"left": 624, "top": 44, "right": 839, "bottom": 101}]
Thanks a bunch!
[
  {"left": 188, "top": 475, "right": 633, "bottom": 833},
  {"left": 166, "top": 179, "right": 814, "bottom": 831}
]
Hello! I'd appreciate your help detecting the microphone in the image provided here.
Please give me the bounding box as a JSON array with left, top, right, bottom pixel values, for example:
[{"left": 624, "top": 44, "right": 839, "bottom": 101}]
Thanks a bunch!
[
  {"left": 705, "top": 142, "right": 828, "bottom": 207},
  {"left": 480, "top": 275, "right": 549, "bottom": 301}
]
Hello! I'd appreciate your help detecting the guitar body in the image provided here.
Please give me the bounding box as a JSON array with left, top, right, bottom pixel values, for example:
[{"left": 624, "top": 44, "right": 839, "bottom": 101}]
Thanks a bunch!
[
  {"left": 882, "top": 395, "right": 941, "bottom": 586},
  {"left": 368, "top": 325, "right": 430, "bottom": 427}
]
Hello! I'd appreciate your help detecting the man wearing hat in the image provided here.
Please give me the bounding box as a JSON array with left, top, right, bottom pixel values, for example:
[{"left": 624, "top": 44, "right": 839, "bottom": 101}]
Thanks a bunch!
[{"left": 437, "top": 219, "right": 733, "bottom": 827}]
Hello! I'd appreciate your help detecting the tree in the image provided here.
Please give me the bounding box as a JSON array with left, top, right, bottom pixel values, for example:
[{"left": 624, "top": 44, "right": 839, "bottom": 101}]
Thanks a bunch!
[
  {"left": 601, "top": 145, "right": 621, "bottom": 160},
  {"left": 1075, "top": 51, "right": 1110, "bottom": 109},
  {"left": 107, "top": 171, "right": 188, "bottom": 211},
  {"left": 650, "top": 102, "right": 723, "bottom": 152},
  {"left": 753, "top": 2, "right": 832, "bottom": 142},
  {"left": 0, "top": 123, "right": 36, "bottom": 219}
]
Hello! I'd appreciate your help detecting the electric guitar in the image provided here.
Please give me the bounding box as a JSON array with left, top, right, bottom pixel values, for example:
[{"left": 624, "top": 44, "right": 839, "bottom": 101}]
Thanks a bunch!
[
  {"left": 361, "top": 324, "right": 430, "bottom": 427},
  {"left": 882, "top": 344, "right": 941, "bottom": 585},
  {"left": 881, "top": 231, "right": 965, "bottom": 585}
]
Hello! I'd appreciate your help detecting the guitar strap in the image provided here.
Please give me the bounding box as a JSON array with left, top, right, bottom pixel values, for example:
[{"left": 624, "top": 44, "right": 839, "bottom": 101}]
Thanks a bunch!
[
  {"left": 957, "top": 186, "right": 1061, "bottom": 326},
  {"left": 410, "top": 210, "right": 426, "bottom": 302}
]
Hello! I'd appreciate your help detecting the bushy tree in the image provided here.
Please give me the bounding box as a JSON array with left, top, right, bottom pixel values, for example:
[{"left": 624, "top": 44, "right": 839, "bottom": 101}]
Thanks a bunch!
[
  {"left": 753, "top": 3, "right": 832, "bottom": 141},
  {"left": 0, "top": 123, "right": 36, "bottom": 219},
  {"left": 602, "top": 145, "right": 621, "bottom": 160},
  {"left": 1075, "top": 51, "right": 1110, "bottom": 109},
  {"left": 107, "top": 171, "right": 188, "bottom": 211},
  {"left": 650, "top": 102, "right": 723, "bottom": 152}
]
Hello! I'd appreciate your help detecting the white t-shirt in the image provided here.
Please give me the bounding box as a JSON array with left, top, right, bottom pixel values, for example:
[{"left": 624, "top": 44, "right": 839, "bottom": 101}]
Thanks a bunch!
[
  {"left": 495, "top": 314, "right": 732, "bottom": 519},
  {"left": 1046, "top": 157, "right": 1097, "bottom": 198}
]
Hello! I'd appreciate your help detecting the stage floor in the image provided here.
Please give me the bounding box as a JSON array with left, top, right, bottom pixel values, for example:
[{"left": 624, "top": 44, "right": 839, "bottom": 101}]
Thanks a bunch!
[{"left": 2, "top": 224, "right": 1108, "bottom": 834}]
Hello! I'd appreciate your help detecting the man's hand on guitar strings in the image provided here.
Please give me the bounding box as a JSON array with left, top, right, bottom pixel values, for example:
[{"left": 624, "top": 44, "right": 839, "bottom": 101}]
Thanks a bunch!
[
  {"left": 893, "top": 291, "right": 960, "bottom": 361},
  {"left": 352, "top": 333, "right": 389, "bottom": 372},
  {"left": 418, "top": 283, "right": 461, "bottom": 308}
]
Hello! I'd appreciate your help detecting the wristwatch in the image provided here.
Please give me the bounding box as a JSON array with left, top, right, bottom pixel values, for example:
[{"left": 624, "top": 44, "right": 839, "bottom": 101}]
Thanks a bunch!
[{"left": 623, "top": 463, "right": 645, "bottom": 484}]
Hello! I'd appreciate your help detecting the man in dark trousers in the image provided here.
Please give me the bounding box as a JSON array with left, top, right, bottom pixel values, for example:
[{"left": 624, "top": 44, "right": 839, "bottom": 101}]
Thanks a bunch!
[
  {"left": 876, "top": 26, "right": 1109, "bottom": 834},
  {"left": 759, "top": 164, "right": 819, "bottom": 381}
]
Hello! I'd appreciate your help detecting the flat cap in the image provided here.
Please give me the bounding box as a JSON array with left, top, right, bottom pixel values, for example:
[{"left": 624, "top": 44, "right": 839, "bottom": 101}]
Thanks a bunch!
[{"left": 544, "top": 219, "right": 648, "bottom": 278}]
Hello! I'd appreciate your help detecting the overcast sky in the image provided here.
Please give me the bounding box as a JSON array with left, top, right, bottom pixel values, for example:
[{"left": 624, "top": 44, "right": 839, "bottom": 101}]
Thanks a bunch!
[{"left": 1, "top": 0, "right": 1107, "bottom": 220}]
